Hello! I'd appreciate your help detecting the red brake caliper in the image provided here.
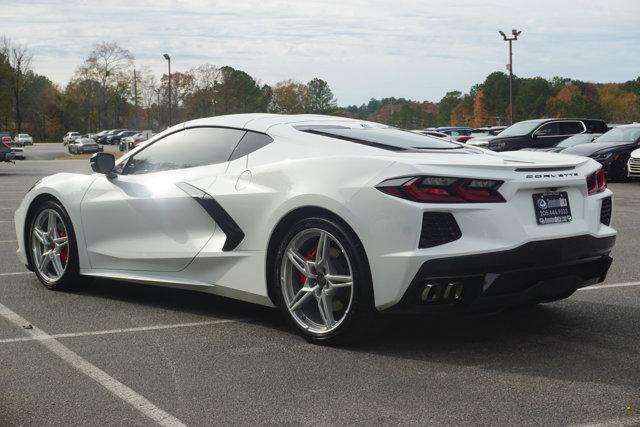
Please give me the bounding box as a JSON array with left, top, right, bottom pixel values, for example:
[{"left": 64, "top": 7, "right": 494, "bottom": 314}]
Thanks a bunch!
[
  {"left": 298, "top": 246, "right": 317, "bottom": 286},
  {"left": 59, "top": 226, "right": 68, "bottom": 265}
]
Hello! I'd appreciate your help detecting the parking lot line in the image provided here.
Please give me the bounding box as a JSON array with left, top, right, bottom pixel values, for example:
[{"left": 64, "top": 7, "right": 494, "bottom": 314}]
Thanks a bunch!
[
  {"left": 580, "top": 281, "right": 640, "bottom": 291},
  {"left": 0, "top": 271, "right": 31, "bottom": 277},
  {"left": 0, "top": 318, "right": 246, "bottom": 344},
  {"left": 0, "top": 220, "right": 14, "bottom": 223},
  {"left": 0, "top": 239, "right": 17, "bottom": 243},
  {"left": 0, "top": 301, "right": 186, "bottom": 427}
]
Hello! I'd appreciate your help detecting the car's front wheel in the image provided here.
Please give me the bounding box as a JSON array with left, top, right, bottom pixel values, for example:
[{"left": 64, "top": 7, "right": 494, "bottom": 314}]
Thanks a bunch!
[
  {"left": 273, "top": 216, "right": 373, "bottom": 345},
  {"left": 28, "top": 201, "right": 82, "bottom": 290}
]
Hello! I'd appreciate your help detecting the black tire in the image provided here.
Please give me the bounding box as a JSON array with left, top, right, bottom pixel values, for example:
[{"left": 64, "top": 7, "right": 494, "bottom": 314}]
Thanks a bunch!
[
  {"left": 273, "top": 216, "right": 374, "bottom": 345},
  {"left": 27, "top": 200, "right": 85, "bottom": 291}
]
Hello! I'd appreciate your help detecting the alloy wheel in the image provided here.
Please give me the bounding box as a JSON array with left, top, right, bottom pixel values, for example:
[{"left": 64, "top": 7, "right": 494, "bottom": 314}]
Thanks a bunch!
[
  {"left": 31, "top": 208, "right": 69, "bottom": 283},
  {"left": 280, "top": 228, "right": 354, "bottom": 334}
]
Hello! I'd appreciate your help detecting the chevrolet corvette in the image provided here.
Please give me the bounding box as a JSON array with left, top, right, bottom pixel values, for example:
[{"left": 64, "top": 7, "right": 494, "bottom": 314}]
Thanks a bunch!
[{"left": 14, "top": 114, "right": 616, "bottom": 343}]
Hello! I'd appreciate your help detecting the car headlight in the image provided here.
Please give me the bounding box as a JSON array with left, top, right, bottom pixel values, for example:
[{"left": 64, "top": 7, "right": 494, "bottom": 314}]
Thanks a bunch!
[{"left": 591, "top": 152, "right": 613, "bottom": 162}]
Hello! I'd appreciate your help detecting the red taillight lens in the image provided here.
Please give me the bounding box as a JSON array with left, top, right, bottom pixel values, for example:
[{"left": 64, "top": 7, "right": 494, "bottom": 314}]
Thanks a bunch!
[
  {"left": 587, "top": 169, "right": 606, "bottom": 195},
  {"left": 377, "top": 176, "right": 505, "bottom": 203}
]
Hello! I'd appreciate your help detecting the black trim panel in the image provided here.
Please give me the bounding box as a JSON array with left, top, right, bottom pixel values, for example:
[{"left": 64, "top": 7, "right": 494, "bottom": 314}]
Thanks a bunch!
[
  {"left": 391, "top": 234, "right": 616, "bottom": 312},
  {"left": 176, "top": 182, "right": 245, "bottom": 251}
]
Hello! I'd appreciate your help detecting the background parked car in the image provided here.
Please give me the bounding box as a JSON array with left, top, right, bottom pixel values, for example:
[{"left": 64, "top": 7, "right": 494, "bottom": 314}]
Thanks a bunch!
[
  {"left": 92, "top": 130, "right": 110, "bottom": 142},
  {"left": 563, "top": 124, "right": 640, "bottom": 181},
  {"left": 0, "top": 140, "right": 15, "bottom": 162},
  {"left": 107, "top": 130, "right": 137, "bottom": 145},
  {"left": 2, "top": 135, "right": 12, "bottom": 148},
  {"left": 119, "top": 132, "right": 152, "bottom": 151},
  {"left": 68, "top": 137, "right": 103, "bottom": 154},
  {"left": 13, "top": 133, "right": 33, "bottom": 146},
  {"left": 487, "top": 118, "right": 608, "bottom": 151},
  {"left": 469, "top": 126, "right": 506, "bottom": 138},
  {"left": 62, "top": 132, "right": 81, "bottom": 145},
  {"left": 628, "top": 147, "right": 640, "bottom": 179},
  {"left": 412, "top": 130, "right": 454, "bottom": 141},
  {"left": 521, "top": 133, "right": 602, "bottom": 153},
  {"left": 99, "top": 129, "right": 128, "bottom": 144}
]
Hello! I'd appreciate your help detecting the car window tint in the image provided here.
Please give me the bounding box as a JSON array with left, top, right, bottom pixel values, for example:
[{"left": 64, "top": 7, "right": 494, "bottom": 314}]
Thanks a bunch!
[
  {"left": 560, "top": 121, "right": 584, "bottom": 135},
  {"left": 122, "top": 127, "right": 246, "bottom": 175},
  {"left": 228, "top": 131, "right": 273, "bottom": 161},
  {"left": 536, "top": 122, "right": 560, "bottom": 137}
]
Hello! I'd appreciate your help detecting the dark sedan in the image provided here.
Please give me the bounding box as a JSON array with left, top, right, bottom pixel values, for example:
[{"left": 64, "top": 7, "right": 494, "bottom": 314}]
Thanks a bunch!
[
  {"left": 563, "top": 124, "right": 640, "bottom": 181},
  {"left": 521, "top": 133, "right": 602, "bottom": 153}
]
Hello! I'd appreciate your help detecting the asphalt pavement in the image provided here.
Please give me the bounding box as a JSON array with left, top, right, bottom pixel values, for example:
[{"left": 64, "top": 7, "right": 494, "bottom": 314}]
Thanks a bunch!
[{"left": 0, "top": 145, "right": 639, "bottom": 426}]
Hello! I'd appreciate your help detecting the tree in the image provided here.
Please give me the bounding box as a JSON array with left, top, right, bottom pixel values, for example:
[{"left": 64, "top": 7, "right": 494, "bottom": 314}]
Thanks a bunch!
[
  {"left": 215, "top": 66, "right": 270, "bottom": 115},
  {"left": 307, "top": 78, "right": 337, "bottom": 114},
  {"left": 75, "top": 41, "right": 134, "bottom": 129},
  {"left": 1, "top": 37, "right": 33, "bottom": 132},
  {"left": 472, "top": 89, "right": 489, "bottom": 127},
  {"left": 269, "top": 80, "right": 310, "bottom": 114},
  {"left": 513, "top": 77, "right": 553, "bottom": 121},
  {"left": 437, "top": 91, "right": 462, "bottom": 125}
]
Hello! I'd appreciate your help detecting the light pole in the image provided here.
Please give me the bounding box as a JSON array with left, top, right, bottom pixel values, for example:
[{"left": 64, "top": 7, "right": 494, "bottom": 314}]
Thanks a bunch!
[
  {"left": 499, "top": 29, "right": 521, "bottom": 125},
  {"left": 163, "top": 53, "right": 172, "bottom": 126},
  {"left": 154, "top": 88, "right": 161, "bottom": 129}
]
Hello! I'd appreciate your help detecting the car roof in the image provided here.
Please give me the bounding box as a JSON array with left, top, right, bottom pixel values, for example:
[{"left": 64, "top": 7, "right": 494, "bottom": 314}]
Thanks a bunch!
[{"left": 183, "top": 114, "right": 376, "bottom": 134}]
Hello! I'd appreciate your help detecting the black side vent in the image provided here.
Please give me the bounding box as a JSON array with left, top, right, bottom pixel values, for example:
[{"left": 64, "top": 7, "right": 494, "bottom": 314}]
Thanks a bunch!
[
  {"left": 419, "top": 212, "right": 462, "bottom": 248},
  {"left": 600, "top": 197, "right": 612, "bottom": 226}
]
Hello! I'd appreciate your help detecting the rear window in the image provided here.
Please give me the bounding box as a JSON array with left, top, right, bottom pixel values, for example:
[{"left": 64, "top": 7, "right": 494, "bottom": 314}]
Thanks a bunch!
[{"left": 297, "top": 126, "right": 462, "bottom": 151}]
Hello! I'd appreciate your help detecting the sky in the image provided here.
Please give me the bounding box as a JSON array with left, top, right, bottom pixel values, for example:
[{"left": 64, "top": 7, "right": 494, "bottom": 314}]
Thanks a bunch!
[{"left": 2, "top": 0, "right": 639, "bottom": 106}]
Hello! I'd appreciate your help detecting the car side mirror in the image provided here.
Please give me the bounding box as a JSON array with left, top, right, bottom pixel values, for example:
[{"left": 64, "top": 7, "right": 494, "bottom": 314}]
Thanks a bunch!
[{"left": 90, "top": 152, "right": 117, "bottom": 179}]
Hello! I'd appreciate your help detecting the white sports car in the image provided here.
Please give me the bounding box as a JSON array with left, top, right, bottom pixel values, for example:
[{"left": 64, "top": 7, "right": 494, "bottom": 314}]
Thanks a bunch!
[{"left": 14, "top": 114, "right": 616, "bottom": 343}]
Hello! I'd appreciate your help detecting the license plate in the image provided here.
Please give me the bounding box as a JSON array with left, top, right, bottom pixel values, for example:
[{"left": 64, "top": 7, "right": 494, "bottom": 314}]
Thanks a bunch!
[{"left": 532, "top": 192, "right": 572, "bottom": 225}]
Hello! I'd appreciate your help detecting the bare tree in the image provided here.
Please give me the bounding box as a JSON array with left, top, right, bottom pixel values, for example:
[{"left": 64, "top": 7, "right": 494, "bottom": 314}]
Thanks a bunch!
[{"left": 76, "top": 41, "right": 134, "bottom": 129}]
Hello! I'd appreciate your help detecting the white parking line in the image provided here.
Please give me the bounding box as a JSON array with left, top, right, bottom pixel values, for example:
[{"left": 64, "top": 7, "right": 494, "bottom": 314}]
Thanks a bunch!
[
  {"left": 0, "top": 302, "right": 186, "bottom": 427},
  {"left": 579, "top": 414, "right": 640, "bottom": 426},
  {"left": 0, "top": 318, "right": 246, "bottom": 344},
  {"left": 0, "top": 239, "right": 17, "bottom": 243},
  {"left": 0, "top": 220, "right": 14, "bottom": 223},
  {"left": 0, "top": 271, "right": 31, "bottom": 277},
  {"left": 580, "top": 281, "right": 640, "bottom": 291}
]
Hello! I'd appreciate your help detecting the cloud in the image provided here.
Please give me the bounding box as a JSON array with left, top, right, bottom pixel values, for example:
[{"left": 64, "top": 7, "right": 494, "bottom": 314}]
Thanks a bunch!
[{"left": 3, "top": 0, "right": 640, "bottom": 105}]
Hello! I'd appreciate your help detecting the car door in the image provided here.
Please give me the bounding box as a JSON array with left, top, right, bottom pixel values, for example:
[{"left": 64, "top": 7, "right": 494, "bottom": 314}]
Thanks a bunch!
[{"left": 80, "top": 127, "right": 247, "bottom": 272}]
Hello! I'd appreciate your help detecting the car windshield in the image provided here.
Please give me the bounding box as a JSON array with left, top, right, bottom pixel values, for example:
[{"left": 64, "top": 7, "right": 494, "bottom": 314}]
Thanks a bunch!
[
  {"left": 498, "top": 121, "right": 542, "bottom": 137},
  {"left": 557, "top": 134, "right": 597, "bottom": 148},
  {"left": 596, "top": 126, "right": 640, "bottom": 143},
  {"left": 298, "top": 125, "right": 462, "bottom": 151},
  {"left": 18, "top": 134, "right": 28, "bottom": 137}
]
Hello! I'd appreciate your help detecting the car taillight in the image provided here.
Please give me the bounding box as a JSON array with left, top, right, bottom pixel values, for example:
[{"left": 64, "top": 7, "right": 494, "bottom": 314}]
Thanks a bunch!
[
  {"left": 376, "top": 176, "right": 505, "bottom": 203},
  {"left": 587, "top": 169, "right": 606, "bottom": 195}
]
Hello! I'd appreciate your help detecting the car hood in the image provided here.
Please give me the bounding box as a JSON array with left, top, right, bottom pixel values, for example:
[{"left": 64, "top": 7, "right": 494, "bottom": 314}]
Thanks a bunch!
[{"left": 562, "top": 142, "right": 635, "bottom": 156}]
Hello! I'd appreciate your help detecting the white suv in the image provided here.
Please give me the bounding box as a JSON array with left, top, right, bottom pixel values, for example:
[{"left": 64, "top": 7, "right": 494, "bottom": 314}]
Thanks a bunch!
[
  {"left": 628, "top": 148, "right": 640, "bottom": 179},
  {"left": 62, "top": 132, "right": 81, "bottom": 145},
  {"left": 14, "top": 133, "right": 33, "bottom": 146}
]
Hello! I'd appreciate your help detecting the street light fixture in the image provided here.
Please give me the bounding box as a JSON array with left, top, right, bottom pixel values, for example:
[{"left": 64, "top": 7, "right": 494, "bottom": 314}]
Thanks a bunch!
[
  {"left": 498, "top": 29, "right": 521, "bottom": 125},
  {"left": 163, "top": 53, "right": 172, "bottom": 126}
]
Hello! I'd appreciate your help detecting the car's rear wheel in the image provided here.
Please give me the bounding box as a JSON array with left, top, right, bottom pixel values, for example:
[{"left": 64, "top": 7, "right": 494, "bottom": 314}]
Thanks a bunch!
[
  {"left": 28, "top": 201, "right": 82, "bottom": 290},
  {"left": 273, "top": 217, "right": 373, "bottom": 345}
]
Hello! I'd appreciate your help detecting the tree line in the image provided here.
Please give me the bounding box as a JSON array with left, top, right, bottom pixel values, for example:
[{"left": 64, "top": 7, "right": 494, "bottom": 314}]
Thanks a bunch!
[{"left": 1, "top": 38, "right": 639, "bottom": 141}]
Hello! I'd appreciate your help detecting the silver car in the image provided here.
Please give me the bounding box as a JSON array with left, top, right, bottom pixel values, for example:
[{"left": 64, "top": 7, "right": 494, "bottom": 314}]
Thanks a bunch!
[
  {"left": 13, "top": 133, "right": 33, "bottom": 146},
  {"left": 68, "top": 138, "right": 103, "bottom": 154}
]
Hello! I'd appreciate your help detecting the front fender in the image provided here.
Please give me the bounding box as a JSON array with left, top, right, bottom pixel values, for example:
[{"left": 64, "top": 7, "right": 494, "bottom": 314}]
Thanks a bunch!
[{"left": 15, "top": 173, "right": 97, "bottom": 269}]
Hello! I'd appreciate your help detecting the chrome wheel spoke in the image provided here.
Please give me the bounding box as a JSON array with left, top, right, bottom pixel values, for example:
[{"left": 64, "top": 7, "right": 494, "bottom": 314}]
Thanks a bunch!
[
  {"left": 289, "top": 284, "right": 318, "bottom": 312},
  {"left": 54, "top": 236, "right": 68, "bottom": 246},
  {"left": 38, "top": 250, "right": 51, "bottom": 271},
  {"left": 33, "top": 227, "right": 47, "bottom": 245},
  {"left": 315, "top": 231, "right": 329, "bottom": 268},
  {"left": 325, "top": 274, "right": 353, "bottom": 289},
  {"left": 47, "top": 210, "right": 56, "bottom": 235},
  {"left": 51, "top": 253, "right": 65, "bottom": 276},
  {"left": 287, "top": 249, "right": 314, "bottom": 278},
  {"left": 317, "top": 291, "right": 335, "bottom": 328}
]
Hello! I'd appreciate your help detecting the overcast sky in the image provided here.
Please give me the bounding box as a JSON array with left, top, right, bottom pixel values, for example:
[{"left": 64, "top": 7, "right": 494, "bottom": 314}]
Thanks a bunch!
[{"left": 2, "top": 0, "right": 639, "bottom": 105}]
